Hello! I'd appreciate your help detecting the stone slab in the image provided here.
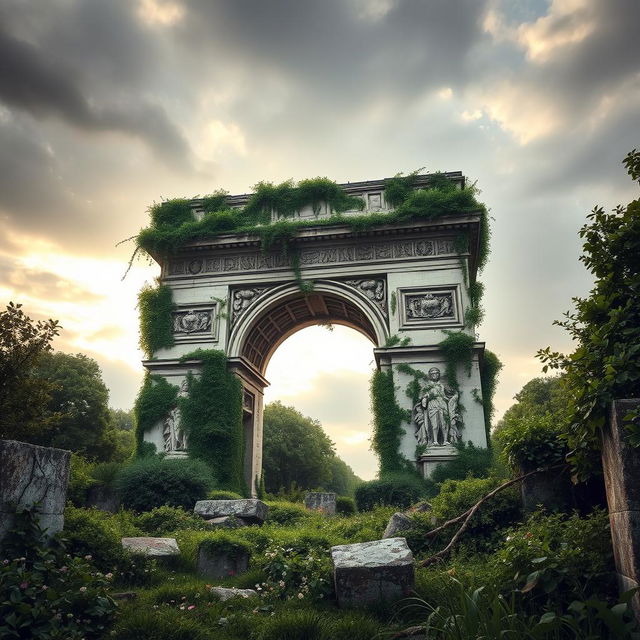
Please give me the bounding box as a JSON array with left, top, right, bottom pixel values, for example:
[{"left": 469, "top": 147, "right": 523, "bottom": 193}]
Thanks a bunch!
[
  {"left": 197, "top": 546, "right": 249, "bottom": 580},
  {"left": 331, "top": 537, "right": 414, "bottom": 607},
  {"left": 121, "top": 537, "right": 180, "bottom": 556},
  {"left": 194, "top": 499, "right": 268, "bottom": 524},
  {"left": 204, "top": 515, "right": 243, "bottom": 529},
  {"left": 383, "top": 512, "right": 413, "bottom": 539},
  {"left": 0, "top": 440, "right": 70, "bottom": 542},
  {"left": 304, "top": 492, "right": 336, "bottom": 515},
  {"left": 210, "top": 587, "right": 258, "bottom": 601}
]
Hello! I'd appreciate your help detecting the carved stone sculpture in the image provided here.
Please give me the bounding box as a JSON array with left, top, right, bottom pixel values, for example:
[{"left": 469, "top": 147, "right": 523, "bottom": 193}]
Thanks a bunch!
[
  {"left": 406, "top": 292, "right": 454, "bottom": 320},
  {"left": 344, "top": 278, "right": 386, "bottom": 313},
  {"left": 413, "top": 367, "right": 461, "bottom": 447},
  {"left": 231, "top": 288, "right": 267, "bottom": 324},
  {"left": 163, "top": 380, "right": 189, "bottom": 453},
  {"left": 173, "top": 309, "right": 212, "bottom": 334}
]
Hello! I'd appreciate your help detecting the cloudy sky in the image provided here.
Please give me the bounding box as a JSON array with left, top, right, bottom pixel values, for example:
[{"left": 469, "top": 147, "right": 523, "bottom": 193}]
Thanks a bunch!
[{"left": 1, "top": 0, "right": 638, "bottom": 479}]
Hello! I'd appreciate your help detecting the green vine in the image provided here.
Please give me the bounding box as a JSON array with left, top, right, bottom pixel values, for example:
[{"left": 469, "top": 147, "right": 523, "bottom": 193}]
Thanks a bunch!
[
  {"left": 479, "top": 350, "right": 503, "bottom": 444},
  {"left": 370, "top": 368, "right": 410, "bottom": 475},
  {"left": 133, "top": 373, "right": 179, "bottom": 453},
  {"left": 138, "top": 281, "right": 175, "bottom": 358},
  {"left": 179, "top": 349, "right": 245, "bottom": 494},
  {"left": 438, "top": 330, "right": 476, "bottom": 389}
]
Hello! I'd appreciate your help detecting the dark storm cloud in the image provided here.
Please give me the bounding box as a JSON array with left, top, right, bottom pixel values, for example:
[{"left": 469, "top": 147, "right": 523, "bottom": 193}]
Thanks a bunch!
[{"left": 0, "top": 4, "right": 191, "bottom": 165}]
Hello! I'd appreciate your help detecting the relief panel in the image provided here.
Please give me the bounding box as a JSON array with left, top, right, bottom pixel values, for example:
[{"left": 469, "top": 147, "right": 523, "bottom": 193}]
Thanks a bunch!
[{"left": 398, "top": 285, "right": 463, "bottom": 329}]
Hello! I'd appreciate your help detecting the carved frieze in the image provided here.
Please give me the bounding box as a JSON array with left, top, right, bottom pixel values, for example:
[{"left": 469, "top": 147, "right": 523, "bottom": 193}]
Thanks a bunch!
[
  {"left": 166, "top": 236, "right": 458, "bottom": 277},
  {"left": 343, "top": 278, "right": 387, "bottom": 315},
  {"left": 230, "top": 287, "right": 269, "bottom": 326},
  {"left": 398, "top": 286, "right": 462, "bottom": 329},
  {"left": 172, "top": 303, "right": 218, "bottom": 342}
]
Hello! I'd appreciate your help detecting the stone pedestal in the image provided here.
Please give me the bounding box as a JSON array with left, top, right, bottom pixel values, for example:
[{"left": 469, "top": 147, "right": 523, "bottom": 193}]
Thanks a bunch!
[
  {"left": 197, "top": 545, "right": 250, "bottom": 580},
  {"left": 602, "top": 399, "right": 640, "bottom": 621},
  {"left": 331, "top": 537, "right": 414, "bottom": 607},
  {"left": 0, "top": 440, "right": 70, "bottom": 543},
  {"left": 304, "top": 492, "right": 336, "bottom": 515},
  {"left": 121, "top": 537, "right": 180, "bottom": 556}
]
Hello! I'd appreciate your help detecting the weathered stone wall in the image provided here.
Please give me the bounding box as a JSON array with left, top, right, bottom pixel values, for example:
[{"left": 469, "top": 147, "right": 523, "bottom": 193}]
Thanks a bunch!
[
  {"left": 0, "top": 440, "right": 70, "bottom": 542},
  {"left": 602, "top": 399, "right": 640, "bottom": 620}
]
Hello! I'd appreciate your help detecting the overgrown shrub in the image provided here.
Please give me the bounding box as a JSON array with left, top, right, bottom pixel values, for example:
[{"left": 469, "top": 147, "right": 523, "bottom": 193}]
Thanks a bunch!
[
  {"left": 494, "top": 414, "right": 566, "bottom": 471},
  {"left": 0, "top": 509, "right": 117, "bottom": 640},
  {"left": 265, "top": 501, "right": 309, "bottom": 525},
  {"left": 67, "top": 453, "right": 96, "bottom": 506},
  {"left": 256, "top": 609, "right": 325, "bottom": 640},
  {"left": 199, "top": 535, "right": 252, "bottom": 559},
  {"left": 135, "top": 505, "right": 209, "bottom": 535},
  {"left": 336, "top": 496, "right": 356, "bottom": 515},
  {"left": 355, "top": 473, "right": 435, "bottom": 511},
  {"left": 492, "top": 509, "right": 615, "bottom": 603},
  {"left": 207, "top": 489, "right": 244, "bottom": 500},
  {"left": 116, "top": 455, "right": 214, "bottom": 511},
  {"left": 429, "top": 442, "right": 493, "bottom": 484}
]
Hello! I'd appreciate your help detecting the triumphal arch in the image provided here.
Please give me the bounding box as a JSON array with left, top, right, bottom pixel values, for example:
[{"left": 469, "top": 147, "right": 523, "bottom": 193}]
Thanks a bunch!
[{"left": 140, "top": 172, "right": 490, "bottom": 493}]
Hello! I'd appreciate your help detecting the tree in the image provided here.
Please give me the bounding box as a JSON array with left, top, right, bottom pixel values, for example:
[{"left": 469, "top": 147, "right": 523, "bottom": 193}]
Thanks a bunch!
[
  {"left": 33, "top": 352, "right": 117, "bottom": 461},
  {"left": 262, "top": 401, "right": 362, "bottom": 495},
  {"left": 0, "top": 302, "right": 61, "bottom": 443},
  {"left": 538, "top": 150, "right": 640, "bottom": 479}
]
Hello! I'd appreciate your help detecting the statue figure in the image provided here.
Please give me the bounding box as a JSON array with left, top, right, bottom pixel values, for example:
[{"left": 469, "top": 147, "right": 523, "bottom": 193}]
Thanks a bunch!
[
  {"left": 413, "top": 367, "right": 461, "bottom": 447},
  {"left": 162, "top": 380, "right": 190, "bottom": 452}
]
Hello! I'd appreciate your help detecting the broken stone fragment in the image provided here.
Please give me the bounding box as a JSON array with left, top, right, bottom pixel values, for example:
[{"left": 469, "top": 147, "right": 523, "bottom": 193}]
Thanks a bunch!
[
  {"left": 210, "top": 587, "right": 258, "bottom": 601},
  {"left": 197, "top": 545, "right": 250, "bottom": 580},
  {"left": 331, "top": 537, "right": 414, "bottom": 607},
  {"left": 304, "top": 491, "right": 337, "bottom": 515},
  {"left": 194, "top": 499, "right": 268, "bottom": 524},
  {"left": 383, "top": 512, "right": 414, "bottom": 539},
  {"left": 204, "top": 515, "right": 244, "bottom": 528},
  {"left": 121, "top": 537, "right": 180, "bottom": 556}
]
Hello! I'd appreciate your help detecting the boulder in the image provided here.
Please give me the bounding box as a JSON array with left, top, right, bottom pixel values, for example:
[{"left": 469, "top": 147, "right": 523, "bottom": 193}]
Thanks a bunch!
[
  {"left": 304, "top": 491, "right": 337, "bottom": 515},
  {"left": 0, "top": 440, "right": 70, "bottom": 543},
  {"left": 121, "top": 537, "right": 180, "bottom": 556},
  {"left": 331, "top": 537, "right": 414, "bottom": 607},
  {"left": 210, "top": 587, "right": 258, "bottom": 602},
  {"left": 194, "top": 499, "right": 268, "bottom": 525},
  {"left": 383, "top": 512, "right": 413, "bottom": 539},
  {"left": 196, "top": 545, "right": 250, "bottom": 580}
]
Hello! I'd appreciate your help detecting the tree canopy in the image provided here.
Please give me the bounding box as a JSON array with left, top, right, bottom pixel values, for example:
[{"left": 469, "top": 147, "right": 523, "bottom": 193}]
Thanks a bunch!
[{"left": 262, "top": 401, "right": 361, "bottom": 495}]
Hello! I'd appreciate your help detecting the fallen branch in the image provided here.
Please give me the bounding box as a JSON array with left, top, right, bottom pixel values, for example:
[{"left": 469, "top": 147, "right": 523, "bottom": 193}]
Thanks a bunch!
[{"left": 420, "top": 463, "right": 567, "bottom": 567}]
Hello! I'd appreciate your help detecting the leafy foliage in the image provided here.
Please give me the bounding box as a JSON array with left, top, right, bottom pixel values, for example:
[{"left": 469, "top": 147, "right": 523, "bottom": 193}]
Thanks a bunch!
[
  {"left": 479, "top": 349, "right": 503, "bottom": 439},
  {"left": 537, "top": 151, "right": 640, "bottom": 479},
  {"left": 34, "top": 351, "right": 117, "bottom": 461},
  {"left": 133, "top": 372, "right": 178, "bottom": 452},
  {"left": 135, "top": 506, "right": 209, "bottom": 535},
  {"left": 335, "top": 496, "right": 356, "bottom": 515},
  {"left": 138, "top": 281, "right": 175, "bottom": 358},
  {"left": 354, "top": 473, "right": 435, "bottom": 511},
  {"left": 438, "top": 330, "right": 475, "bottom": 389},
  {"left": 429, "top": 442, "right": 493, "bottom": 484},
  {"left": 0, "top": 509, "right": 117, "bottom": 640},
  {"left": 116, "top": 455, "right": 214, "bottom": 511},
  {"left": 370, "top": 368, "right": 410, "bottom": 475},
  {"left": 179, "top": 350, "right": 245, "bottom": 493},
  {"left": 0, "top": 302, "right": 61, "bottom": 443}
]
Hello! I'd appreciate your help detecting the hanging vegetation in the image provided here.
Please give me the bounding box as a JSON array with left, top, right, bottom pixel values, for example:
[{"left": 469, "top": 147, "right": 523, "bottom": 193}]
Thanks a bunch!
[
  {"left": 138, "top": 282, "right": 175, "bottom": 358},
  {"left": 133, "top": 373, "right": 178, "bottom": 452},
  {"left": 178, "top": 350, "right": 245, "bottom": 494}
]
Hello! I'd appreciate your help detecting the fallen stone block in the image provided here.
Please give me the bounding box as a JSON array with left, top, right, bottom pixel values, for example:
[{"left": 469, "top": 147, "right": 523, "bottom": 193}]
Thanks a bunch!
[
  {"left": 204, "top": 515, "right": 243, "bottom": 529},
  {"left": 197, "top": 543, "right": 250, "bottom": 580},
  {"left": 0, "top": 439, "right": 70, "bottom": 543},
  {"left": 194, "top": 499, "right": 268, "bottom": 524},
  {"left": 383, "top": 512, "right": 413, "bottom": 539},
  {"left": 210, "top": 587, "right": 258, "bottom": 602},
  {"left": 331, "top": 537, "right": 414, "bottom": 607},
  {"left": 304, "top": 491, "right": 336, "bottom": 515},
  {"left": 121, "top": 537, "right": 180, "bottom": 556}
]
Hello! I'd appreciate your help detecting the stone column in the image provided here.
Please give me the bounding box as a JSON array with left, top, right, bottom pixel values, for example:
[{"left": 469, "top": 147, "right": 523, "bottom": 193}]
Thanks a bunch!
[
  {"left": 0, "top": 440, "right": 71, "bottom": 543},
  {"left": 601, "top": 399, "right": 640, "bottom": 620}
]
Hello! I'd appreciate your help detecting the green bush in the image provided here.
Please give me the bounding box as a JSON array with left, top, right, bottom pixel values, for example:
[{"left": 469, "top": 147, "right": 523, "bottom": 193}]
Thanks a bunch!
[
  {"left": 430, "top": 442, "right": 493, "bottom": 484},
  {"left": 116, "top": 455, "right": 214, "bottom": 511},
  {"left": 207, "top": 489, "right": 244, "bottom": 500},
  {"left": 67, "top": 453, "right": 96, "bottom": 506},
  {"left": 494, "top": 414, "right": 566, "bottom": 471},
  {"left": 135, "top": 505, "right": 209, "bottom": 535},
  {"left": 0, "top": 509, "right": 117, "bottom": 640},
  {"left": 199, "top": 535, "right": 252, "bottom": 559},
  {"left": 335, "top": 496, "right": 356, "bottom": 515},
  {"left": 256, "top": 610, "right": 325, "bottom": 640},
  {"left": 265, "top": 501, "right": 310, "bottom": 525},
  {"left": 355, "top": 473, "right": 435, "bottom": 511},
  {"left": 492, "top": 509, "right": 615, "bottom": 603}
]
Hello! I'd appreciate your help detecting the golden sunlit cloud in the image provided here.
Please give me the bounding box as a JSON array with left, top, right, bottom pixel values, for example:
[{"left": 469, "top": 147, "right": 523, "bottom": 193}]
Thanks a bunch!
[{"left": 137, "top": 0, "right": 185, "bottom": 27}]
